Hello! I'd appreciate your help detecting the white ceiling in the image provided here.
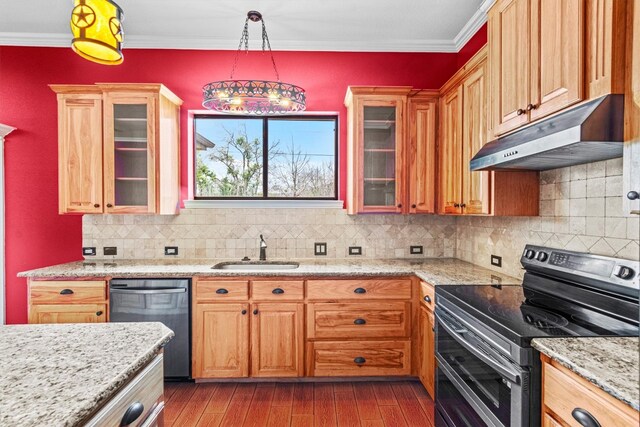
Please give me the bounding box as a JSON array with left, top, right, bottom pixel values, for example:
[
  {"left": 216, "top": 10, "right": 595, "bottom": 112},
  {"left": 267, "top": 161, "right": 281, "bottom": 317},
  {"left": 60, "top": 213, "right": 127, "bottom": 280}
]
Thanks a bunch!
[{"left": 0, "top": 0, "right": 493, "bottom": 52}]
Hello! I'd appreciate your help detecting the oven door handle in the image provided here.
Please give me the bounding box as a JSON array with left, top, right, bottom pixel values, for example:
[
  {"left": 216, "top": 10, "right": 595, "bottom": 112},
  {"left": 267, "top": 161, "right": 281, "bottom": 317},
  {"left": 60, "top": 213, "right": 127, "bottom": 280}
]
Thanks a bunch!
[
  {"left": 110, "top": 288, "right": 187, "bottom": 295},
  {"left": 437, "top": 313, "right": 522, "bottom": 385}
]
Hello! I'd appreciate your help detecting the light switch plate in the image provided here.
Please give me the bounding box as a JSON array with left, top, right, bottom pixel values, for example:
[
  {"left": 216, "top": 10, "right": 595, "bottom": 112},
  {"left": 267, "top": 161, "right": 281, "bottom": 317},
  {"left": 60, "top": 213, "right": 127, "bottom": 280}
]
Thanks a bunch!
[
  {"left": 165, "top": 246, "right": 179, "bottom": 256},
  {"left": 348, "top": 246, "right": 362, "bottom": 256},
  {"left": 82, "top": 247, "right": 96, "bottom": 256},
  {"left": 314, "top": 242, "right": 327, "bottom": 256},
  {"left": 410, "top": 245, "right": 424, "bottom": 255},
  {"left": 491, "top": 255, "right": 502, "bottom": 267}
]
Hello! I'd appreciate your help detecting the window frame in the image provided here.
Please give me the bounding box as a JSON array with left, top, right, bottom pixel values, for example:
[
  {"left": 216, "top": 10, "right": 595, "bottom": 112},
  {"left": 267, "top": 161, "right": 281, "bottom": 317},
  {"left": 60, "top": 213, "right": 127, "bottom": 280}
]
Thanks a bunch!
[{"left": 192, "top": 114, "right": 339, "bottom": 201}]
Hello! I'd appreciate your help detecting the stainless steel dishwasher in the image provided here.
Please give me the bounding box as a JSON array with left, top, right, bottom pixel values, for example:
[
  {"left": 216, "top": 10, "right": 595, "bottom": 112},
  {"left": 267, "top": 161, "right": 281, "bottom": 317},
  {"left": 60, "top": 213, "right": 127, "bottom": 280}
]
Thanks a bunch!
[{"left": 109, "top": 279, "right": 190, "bottom": 379}]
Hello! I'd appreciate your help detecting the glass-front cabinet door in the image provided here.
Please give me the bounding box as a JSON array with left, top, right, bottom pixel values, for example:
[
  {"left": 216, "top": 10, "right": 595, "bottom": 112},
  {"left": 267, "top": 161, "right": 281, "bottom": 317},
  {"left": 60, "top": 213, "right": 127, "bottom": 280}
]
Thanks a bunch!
[{"left": 103, "top": 93, "right": 156, "bottom": 213}]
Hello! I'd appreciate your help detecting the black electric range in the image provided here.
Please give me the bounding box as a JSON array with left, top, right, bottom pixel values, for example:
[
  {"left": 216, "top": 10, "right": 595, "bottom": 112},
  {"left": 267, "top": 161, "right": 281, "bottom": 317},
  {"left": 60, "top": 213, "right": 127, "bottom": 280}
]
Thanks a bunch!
[{"left": 434, "top": 245, "right": 639, "bottom": 427}]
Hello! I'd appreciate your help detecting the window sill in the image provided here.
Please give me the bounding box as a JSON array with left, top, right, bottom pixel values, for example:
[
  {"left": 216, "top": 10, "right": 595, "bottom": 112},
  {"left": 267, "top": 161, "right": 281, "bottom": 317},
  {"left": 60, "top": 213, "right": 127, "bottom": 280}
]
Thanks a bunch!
[{"left": 183, "top": 199, "right": 344, "bottom": 209}]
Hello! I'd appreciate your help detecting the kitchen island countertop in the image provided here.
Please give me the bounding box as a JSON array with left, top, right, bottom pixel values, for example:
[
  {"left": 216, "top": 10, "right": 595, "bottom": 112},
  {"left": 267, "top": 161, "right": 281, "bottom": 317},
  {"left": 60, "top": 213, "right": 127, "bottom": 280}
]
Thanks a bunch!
[
  {"left": 532, "top": 337, "right": 640, "bottom": 411},
  {"left": 0, "top": 322, "right": 174, "bottom": 427},
  {"left": 18, "top": 258, "right": 521, "bottom": 286}
]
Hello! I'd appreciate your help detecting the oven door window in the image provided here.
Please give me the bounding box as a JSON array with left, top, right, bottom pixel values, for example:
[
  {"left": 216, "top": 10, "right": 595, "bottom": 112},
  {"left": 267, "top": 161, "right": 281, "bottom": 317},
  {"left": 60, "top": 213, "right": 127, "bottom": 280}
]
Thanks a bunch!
[{"left": 437, "top": 321, "right": 512, "bottom": 426}]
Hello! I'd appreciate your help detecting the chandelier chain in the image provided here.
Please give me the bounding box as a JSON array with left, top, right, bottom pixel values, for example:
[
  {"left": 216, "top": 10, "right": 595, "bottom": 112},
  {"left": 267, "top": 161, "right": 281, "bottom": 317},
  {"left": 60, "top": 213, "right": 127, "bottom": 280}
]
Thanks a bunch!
[{"left": 229, "top": 16, "right": 280, "bottom": 81}]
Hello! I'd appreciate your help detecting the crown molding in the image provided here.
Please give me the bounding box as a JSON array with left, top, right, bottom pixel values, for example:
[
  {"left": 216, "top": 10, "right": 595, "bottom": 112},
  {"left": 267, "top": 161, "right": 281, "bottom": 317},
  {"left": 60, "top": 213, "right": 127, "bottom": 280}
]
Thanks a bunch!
[
  {"left": 0, "top": 2, "right": 493, "bottom": 53},
  {"left": 453, "top": 0, "right": 494, "bottom": 50},
  {"left": 0, "top": 32, "right": 458, "bottom": 52}
]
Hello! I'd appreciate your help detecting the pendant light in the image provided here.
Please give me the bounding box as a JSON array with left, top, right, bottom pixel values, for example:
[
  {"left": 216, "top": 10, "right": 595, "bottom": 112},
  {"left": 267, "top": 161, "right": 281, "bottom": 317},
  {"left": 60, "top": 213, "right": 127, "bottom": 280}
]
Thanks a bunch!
[
  {"left": 202, "top": 11, "right": 306, "bottom": 115},
  {"left": 70, "top": 0, "right": 124, "bottom": 65}
]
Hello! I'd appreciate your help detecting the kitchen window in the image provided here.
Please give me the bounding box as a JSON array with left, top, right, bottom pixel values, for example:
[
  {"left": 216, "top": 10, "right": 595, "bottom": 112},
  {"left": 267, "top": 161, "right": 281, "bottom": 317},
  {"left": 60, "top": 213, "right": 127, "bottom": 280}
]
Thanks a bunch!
[{"left": 193, "top": 115, "right": 338, "bottom": 200}]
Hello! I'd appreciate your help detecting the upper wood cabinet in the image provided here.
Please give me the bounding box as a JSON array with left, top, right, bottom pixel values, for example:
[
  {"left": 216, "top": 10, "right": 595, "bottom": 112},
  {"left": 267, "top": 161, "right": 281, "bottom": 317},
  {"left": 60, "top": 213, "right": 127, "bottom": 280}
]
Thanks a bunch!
[
  {"left": 345, "top": 87, "right": 437, "bottom": 214},
  {"left": 51, "top": 83, "right": 182, "bottom": 215},
  {"left": 438, "top": 48, "right": 539, "bottom": 216},
  {"left": 489, "top": 0, "right": 584, "bottom": 136},
  {"left": 408, "top": 95, "right": 438, "bottom": 214},
  {"left": 345, "top": 87, "right": 410, "bottom": 214}
]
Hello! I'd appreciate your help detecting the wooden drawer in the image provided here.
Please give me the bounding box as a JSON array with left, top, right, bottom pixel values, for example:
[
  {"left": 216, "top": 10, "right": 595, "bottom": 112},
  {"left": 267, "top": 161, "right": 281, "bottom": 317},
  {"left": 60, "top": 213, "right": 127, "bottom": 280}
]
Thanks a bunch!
[
  {"left": 252, "top": 280, "right": 304, "bottom": 301},
  {"left": 419, "top": 281, "right": 435, "bottom": 311},
  {"left": 85, "top": 354, "right": 164, "bottom": 426},
  {"left": 307, "top": 302, "right": 411, "bottom": 339},
  {"left": 543, "top": 360, "right": 639, "bottom": 427},
  {"left": 308, "top": 340, "right": 411, "bottom": 377},
  {"left": 29, "top": 280, "right": 106, "bottom": 304},
  {"left": 306, "top": 279, "right": 411, "bottom": 301},
  {"left": 196, "top": 280, "right": 249, "bottom": 301}
]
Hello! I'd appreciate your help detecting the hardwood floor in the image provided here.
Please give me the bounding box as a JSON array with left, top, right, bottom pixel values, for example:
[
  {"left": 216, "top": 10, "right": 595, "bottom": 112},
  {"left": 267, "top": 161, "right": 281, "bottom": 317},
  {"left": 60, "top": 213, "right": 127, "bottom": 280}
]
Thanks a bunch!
[{"left": 164, "top": 381, "right": 435, "bottom": 427}]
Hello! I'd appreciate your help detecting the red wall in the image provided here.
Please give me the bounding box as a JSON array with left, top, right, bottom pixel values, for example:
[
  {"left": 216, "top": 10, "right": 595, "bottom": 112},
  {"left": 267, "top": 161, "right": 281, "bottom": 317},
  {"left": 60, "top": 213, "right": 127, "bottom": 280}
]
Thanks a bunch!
[{"left": 0, "top": 27, "right": 485, "bottom": 324}]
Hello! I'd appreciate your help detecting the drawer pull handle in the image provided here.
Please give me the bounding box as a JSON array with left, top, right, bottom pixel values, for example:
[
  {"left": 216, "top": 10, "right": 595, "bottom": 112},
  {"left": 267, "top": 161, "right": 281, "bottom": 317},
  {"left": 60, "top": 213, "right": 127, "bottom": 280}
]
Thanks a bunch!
[
  {"left": 353, "top": 287, "right": 367, "bottom": 294},
  {"left": 59, "top": 289, "right": 74, "bottom": 295},
  {"left": 571, "top": 408, "right": 601, "bottom": 427},
  {"left": 353, "top": 318, "right": 367, "bottom": 325},
  {"left": 96, "top": 311, "right": 103, "bottom": 316},
  {"left": 120, "top": 401, "right": 144, "bottom": 426},
  {"left": 424, "top": 295, "right": 432, "bottom": 303},
  {"left": 354, "top": 357, "right": 366, "bottom": 364},
  {"left": 272, "top": 288, "right": 285, "bottom": 294},
  {"left": 216, "top": 288, "right": 229, "bottom": 294}
]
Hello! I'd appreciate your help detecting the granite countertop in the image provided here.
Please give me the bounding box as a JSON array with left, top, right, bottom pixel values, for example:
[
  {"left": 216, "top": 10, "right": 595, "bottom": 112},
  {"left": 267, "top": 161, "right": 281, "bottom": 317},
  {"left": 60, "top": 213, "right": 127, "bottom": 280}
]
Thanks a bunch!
[
  {"left": 532, "top": 337, "right": 640, "bottom": 411},
  {"left": 0, "top": 322, "right": 174, "bottom": 427},
  {"left": 17, "top": 258, "right": 520, "bottom": 286}
]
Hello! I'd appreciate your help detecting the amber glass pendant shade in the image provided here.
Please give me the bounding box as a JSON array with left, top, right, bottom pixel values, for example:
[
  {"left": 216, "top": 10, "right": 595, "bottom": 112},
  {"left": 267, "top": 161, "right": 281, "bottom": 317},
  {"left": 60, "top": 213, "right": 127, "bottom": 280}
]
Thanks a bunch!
[{"left": 70, "top": 0, "right": 124, "bottom": 65}]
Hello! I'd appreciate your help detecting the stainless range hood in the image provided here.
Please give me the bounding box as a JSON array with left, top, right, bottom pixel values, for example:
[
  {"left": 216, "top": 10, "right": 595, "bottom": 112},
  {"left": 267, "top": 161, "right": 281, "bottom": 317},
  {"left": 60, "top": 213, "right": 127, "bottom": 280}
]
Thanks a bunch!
[{"left": 470, "top": 95, "right": 624, "bottom": 171}]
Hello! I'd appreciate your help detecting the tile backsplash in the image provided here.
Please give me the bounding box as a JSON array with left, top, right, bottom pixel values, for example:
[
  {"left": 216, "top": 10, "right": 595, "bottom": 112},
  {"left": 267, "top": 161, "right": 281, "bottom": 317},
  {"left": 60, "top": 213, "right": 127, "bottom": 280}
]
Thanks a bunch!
[
  {"left": 83, "top": 209, "right": 457, "bottom": 260},
  {"left": 457, "top": 158, "right": 639, "bottom": 278},
  {"left": 83, "top": 158, "right": 638, "bottom": 278}
]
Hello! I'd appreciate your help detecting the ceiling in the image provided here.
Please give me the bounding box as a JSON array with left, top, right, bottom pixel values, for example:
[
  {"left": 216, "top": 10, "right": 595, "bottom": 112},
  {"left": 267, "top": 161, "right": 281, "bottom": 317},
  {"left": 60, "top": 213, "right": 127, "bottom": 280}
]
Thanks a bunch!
[{"left": 0, "top": 0, "right": 493, "bottom": 52}]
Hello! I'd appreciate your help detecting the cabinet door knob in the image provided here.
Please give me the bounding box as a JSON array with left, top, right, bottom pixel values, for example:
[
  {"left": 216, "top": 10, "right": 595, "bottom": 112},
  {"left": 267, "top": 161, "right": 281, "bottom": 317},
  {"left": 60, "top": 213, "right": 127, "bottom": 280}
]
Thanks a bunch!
[
  {"left": 516, "top": 108, "right": 526, "bottom": 116},
  {"left": 272, "top": 288, "right": 285, "bottom": 294},
  {"left": 411, "top": 204, "right": 417, "bottom": 209},
  {"left": 59, "top": 289, "right": 74, "bottom": 295},
  {"left": 397, "top": 203, "right": 402, "bottom": 208},
  {"left": 353, "top": 318, "right": 367, "bottom": 325},
  {"left": 241, "top": 309, "right": 247, "bottom": 315},
  {"left": 424, "top": 295, "right": 431, "bottom": 303},
  {"left": 96, "top": 311, "right": 103, "bottom": 316},
  {"left": 571, "top": 408, "right": 601, "bottom": 427},
  {"left": 460, "top": 203, "right": 466, "bottom": 208},
  {"left": 526, "top": 103, "right": 538, "bottom": 111},
  {"left": 120, "top": 401, "right": 145, "bottom": 426},
  {"left": 453, "top": 203, "right": 460, "bottom": 208},
  {"left": 215, "top": 288, "right": 228, "bottom": 294},
  {"left": 353, "top": 357, "right": 366, "bottom": 364},
  {"left": 93, "top": 203, "right": 100, "bottom": 208},
  {"left": 253, "top": 309, "right": 259, "bottom": 315},
  {"left": 627, "top": 191, "right": 639, "bottom": 200},
  {"left": 353, "top": 287, "right": 367, "bottom": 294},
  {"left": 106, "top": 203, "right": 113, "bottom": 208}
]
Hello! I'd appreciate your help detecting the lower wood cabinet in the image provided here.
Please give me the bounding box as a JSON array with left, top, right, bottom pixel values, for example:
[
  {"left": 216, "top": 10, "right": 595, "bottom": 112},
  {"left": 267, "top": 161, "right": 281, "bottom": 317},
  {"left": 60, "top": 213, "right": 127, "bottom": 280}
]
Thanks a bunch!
[
  {"left": 418, "top": 305, "right": 436, "bottom": 398},
  {"left": 193, "top": 303, "right": 249, "bottom": 378},
  {"left": 541, "top": 355, "right": 639, "bottom": 427},
  {"left": 251, "top": 303, "right": 304, "bottom": 377},
  {"left": 28, "top": 279, "right": 108, "bottom": 324},
  {"left": 307, "top": 340, "right": 412, "bottom": 377}
]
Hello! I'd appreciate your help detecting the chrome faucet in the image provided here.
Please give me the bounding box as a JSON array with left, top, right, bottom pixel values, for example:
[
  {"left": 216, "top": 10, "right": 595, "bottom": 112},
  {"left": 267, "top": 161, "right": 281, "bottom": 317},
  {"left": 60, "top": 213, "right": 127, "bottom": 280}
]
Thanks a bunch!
[{"left": 259, "top": 234, "right": 267, "bottom": 261}]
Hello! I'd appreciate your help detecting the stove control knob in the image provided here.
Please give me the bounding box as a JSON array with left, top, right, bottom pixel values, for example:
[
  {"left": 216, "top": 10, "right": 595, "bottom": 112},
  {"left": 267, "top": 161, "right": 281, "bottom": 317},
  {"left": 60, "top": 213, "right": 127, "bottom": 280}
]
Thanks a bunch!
[
  {"left": 613, "top": 265, "right": 636, "bottom": 280},
  {"left": 536, "top": 251, "right": 549, "bottom": 262},
  {"left": 524, "top": 249, "right": 536, "bottom": 259}
]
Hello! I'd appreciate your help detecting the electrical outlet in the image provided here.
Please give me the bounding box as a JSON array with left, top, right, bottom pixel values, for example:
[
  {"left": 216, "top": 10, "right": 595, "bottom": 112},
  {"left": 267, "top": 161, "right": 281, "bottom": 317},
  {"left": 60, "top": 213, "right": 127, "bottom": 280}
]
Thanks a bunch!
[
  {"left": 82, "top": 247, "right": 96, "bottom": 256},
  {"left": 491, "top": 255, "right": 502, "bottom": 267},
  {"left": 314, "top": 242, "right": 327, "bottom": 256},
  {"left": 410, "top": 245, "right": 424, "bottom": 255},
  {"left": 348, "top": 246, "right": 362, "bottom": 256},
  {"left": 103, "top": 246, "right": 117, "bottom": 256},
  {"left": 164, "top": 246, "right": 179, "bottom": 256}
]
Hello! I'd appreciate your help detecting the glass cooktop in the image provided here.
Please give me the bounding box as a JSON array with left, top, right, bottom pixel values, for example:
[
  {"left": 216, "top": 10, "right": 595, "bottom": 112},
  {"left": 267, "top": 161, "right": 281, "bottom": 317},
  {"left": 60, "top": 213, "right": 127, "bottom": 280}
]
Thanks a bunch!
[{"left": 436, "top": 283, "right": 639, "bottom": 346}]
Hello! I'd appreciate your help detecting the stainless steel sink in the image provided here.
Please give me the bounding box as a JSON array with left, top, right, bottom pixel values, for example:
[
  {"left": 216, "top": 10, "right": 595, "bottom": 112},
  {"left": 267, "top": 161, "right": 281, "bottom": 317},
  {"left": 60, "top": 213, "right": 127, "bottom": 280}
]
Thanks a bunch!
[{"left": 212, "top": 261, "right": 300, "bottom": 270}]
